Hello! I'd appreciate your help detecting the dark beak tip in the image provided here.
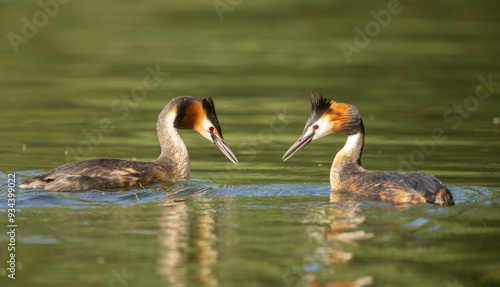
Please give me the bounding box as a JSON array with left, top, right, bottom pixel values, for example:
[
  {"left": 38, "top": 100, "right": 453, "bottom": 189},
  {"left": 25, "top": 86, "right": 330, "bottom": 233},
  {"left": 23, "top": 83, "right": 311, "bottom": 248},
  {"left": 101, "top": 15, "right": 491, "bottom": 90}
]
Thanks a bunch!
[{"left": 213, "top": 135, "right": 238, "bottom": 164}]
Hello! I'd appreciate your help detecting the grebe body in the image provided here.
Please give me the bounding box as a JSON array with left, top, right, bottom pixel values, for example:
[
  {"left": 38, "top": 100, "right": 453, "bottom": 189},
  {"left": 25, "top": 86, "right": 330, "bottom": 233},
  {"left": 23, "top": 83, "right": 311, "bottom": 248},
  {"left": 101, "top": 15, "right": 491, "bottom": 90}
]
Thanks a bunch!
[
  {"left": 19, "top": 96, "right": 238, "bottom": 192},
  {"left": 283, "top": 93, "right": 453, "bottom": 206}
]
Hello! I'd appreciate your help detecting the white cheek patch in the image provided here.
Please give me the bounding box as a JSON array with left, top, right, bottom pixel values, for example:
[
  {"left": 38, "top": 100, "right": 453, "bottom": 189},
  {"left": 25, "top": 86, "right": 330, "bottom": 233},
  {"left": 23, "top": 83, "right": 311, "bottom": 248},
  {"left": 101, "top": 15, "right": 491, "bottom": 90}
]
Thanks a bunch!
[
  {"left": 200, "top": 118, "right": 214, "bottom": 142},
  {"left": 202, "top": 118, "right": 213, "bottom": 130},
  {"left": 312, "top": 118, "right": 331, "bottom": 141}
]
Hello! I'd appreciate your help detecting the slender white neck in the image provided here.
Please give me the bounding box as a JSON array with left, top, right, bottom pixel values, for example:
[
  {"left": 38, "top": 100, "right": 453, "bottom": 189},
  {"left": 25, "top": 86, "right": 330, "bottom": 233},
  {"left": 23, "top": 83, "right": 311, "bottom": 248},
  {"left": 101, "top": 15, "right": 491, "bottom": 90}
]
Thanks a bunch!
[
  {"left": 154, "top": 110, "right": 190, "bottom": 179},
  {"left": 330, "top": 129, "right": 366, "bottom": 189}
]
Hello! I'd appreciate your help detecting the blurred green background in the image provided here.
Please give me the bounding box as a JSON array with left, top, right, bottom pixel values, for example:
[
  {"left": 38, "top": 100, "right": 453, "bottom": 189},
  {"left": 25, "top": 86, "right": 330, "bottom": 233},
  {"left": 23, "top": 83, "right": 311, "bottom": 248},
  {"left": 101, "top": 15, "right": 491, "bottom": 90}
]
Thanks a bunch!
[{"left": 1, "top": 0, "right": 499, "bottom": 185}]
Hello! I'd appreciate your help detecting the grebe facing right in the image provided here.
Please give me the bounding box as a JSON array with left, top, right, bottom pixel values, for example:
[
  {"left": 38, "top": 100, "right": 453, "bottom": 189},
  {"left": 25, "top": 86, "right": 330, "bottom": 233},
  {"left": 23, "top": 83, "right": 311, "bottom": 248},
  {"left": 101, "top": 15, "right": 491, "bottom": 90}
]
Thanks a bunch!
[
  {"left": 283, "top": 92, "right": 453, "bottom": 206},
  {"left": 19, "top": 96, "right": 238, "bottom": 192}
]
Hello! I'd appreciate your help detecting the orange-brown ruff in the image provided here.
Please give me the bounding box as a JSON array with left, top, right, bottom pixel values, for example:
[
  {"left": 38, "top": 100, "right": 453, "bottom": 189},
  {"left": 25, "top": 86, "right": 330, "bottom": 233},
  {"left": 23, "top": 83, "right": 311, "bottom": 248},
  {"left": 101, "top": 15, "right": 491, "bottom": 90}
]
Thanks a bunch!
[
  {"left": 283, "top": 92, "right": 453, "bottom": 206},
  {"left": 19, "top": 96, "right": 238, "bottom": 192}
]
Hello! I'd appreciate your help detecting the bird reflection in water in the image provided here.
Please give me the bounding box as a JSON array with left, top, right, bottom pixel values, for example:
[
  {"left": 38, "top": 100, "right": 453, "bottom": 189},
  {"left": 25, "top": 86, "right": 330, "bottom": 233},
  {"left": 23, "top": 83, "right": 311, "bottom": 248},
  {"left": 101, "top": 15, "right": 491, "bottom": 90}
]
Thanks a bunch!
[
  {"left": 285, "top": 192, "right": 374, "bottom": 287},
  {"left": 156, "top": 186, "right": 374, "bottom": 287},
  {"left": 157, "top": 186, "right": 223, "bottom": 287}
]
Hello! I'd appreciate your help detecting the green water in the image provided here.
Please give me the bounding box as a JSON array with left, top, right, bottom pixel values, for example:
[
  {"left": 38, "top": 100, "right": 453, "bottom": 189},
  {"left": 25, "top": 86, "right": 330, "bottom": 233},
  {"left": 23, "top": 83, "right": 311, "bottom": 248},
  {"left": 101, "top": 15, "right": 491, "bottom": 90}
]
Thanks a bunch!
[{"left": 1, "top": 0, "right": 500, "bottom": 286}]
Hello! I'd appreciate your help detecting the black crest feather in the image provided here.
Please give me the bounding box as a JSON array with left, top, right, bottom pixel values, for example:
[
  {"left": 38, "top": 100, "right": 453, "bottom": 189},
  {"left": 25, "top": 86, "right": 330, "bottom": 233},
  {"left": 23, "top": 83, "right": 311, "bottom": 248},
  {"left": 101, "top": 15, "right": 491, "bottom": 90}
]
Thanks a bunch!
[
  {"left": 202, "top": 97, "right": 223, "bottom": 138},
  {"left": 305, "top": 92, "right": 332, "bottom": 128},
  {"left": 309, "top": 92, "right": 331, "bottom": 115}
]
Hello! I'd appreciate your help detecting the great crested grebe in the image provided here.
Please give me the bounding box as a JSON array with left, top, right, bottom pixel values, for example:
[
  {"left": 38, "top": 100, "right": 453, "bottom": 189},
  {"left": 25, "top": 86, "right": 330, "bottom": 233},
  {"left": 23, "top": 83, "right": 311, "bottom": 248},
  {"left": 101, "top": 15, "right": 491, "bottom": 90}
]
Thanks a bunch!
[
  {"left": 283, "top": 92, "right": 453, "bottom": 206},
  {"left": 19, "top": 96, "right": 238, "bottom": 192}
]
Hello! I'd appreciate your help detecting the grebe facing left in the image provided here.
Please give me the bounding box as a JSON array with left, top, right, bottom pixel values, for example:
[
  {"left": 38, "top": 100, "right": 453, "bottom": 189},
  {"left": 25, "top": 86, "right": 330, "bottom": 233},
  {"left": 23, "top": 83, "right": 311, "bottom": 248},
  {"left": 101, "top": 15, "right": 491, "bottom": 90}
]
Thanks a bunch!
[
  {"left": 19, "top": 96, "right": 238, "bottom": 192},
  {"left": 283, "top": 92, "right": 453, "bottom": 206}
]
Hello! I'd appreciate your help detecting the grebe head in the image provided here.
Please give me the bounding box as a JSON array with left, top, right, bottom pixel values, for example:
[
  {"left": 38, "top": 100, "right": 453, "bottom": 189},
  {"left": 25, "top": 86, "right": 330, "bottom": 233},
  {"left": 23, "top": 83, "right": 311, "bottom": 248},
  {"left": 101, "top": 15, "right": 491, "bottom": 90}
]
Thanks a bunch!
[
  {"left": 282, "top": 92, "right": 361, "bottom": 161},
  {"left": 173, "top": 96, "right": 238, "bottom": 164}
]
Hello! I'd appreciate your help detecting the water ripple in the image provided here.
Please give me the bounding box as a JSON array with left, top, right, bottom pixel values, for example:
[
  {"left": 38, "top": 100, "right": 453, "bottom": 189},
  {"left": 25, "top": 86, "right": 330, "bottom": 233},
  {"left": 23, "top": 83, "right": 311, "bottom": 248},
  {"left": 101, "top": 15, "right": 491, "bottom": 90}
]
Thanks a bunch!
[{"left": 0, "top": 172, "right": 498, "bottom": 210}]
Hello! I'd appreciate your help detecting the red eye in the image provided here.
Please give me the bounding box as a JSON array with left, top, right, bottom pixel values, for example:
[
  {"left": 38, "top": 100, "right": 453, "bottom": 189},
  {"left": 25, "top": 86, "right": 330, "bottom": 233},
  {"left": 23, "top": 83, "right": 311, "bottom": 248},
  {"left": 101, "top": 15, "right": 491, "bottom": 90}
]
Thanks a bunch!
[
  {"left": 209, "top": 127, "right": 214, "bottom": 132},
  {"left": 313, "top": 125, "right": 319, "bottom": 130}
]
